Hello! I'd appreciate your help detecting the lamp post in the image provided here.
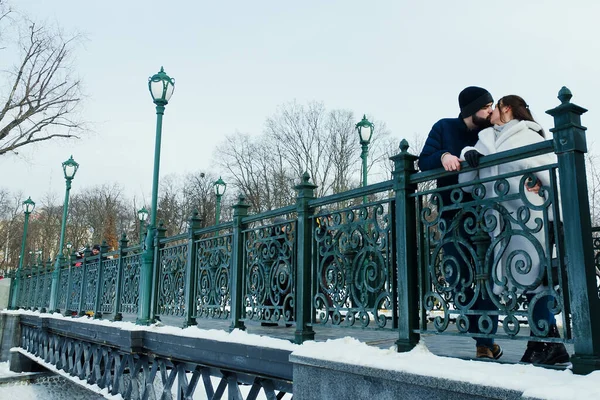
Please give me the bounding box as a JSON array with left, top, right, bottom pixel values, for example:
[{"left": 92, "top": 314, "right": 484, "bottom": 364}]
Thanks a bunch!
[
  {"left": 214, "top": 177, "right": 226, "bottom": 225},
  {"left": 355, "top": 115, "right": 374, "bottom": 203},
  {"left": 137, "top": 206, "right": 149, "bottom": 244},
  {"left": 138, "top": 67, "right": 175, "bottom": 325},
  {"left": 49, "top": 155, "right": 80, "bottom": 312},
  {"left": 66, "top": 242, "right": 72, "bottom": 258},
  {"left": 10, "top": 197, "right": 35, "bottom": 309}
]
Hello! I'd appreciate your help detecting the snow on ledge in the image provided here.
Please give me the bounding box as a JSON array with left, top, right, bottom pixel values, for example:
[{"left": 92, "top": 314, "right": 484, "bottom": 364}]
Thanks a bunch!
[
  {"left": 1, "top": 309, "right": 298, "bottom": 351},
  {"left": 5, "top": 309, "right": 600, "bottom": 399},
  {"left": 292, "top": 337, "right": 600, "bottom": 400}
]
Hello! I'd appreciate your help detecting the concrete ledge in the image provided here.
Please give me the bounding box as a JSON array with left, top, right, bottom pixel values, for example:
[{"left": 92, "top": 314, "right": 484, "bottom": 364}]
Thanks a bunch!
[
  {"left": 9, "top": 348, "right": 49, "bottom": 373},
  {"left": 290, "top": 354, "right": 540, "bottom": 400}
]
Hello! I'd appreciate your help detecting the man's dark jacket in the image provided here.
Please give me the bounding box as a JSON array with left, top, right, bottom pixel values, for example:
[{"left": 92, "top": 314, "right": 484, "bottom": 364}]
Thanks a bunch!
[{"left": 418, "top": 117, "right": 481, "bottom": 207}]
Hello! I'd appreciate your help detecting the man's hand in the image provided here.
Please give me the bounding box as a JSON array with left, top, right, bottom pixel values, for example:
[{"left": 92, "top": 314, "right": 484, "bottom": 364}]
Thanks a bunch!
[{"left": 441, "top": 153, "right": 461, "bottom": 171}]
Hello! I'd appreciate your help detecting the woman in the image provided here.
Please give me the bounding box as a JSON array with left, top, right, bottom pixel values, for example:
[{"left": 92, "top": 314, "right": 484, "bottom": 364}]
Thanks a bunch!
[{"left": 458, "top": 95, "right": 568, "bottom": 366}]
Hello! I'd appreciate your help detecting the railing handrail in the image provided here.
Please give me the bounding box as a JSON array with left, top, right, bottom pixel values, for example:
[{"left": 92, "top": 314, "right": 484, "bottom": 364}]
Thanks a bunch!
[
  {"left": 309, "top": 180, "right": 394, "bottom": 208},
  {"left": 410, "top": 139, "right": 555, "bottom": 185}
]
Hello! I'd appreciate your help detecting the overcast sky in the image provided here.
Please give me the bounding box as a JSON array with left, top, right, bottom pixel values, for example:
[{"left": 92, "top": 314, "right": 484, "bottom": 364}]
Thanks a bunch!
[{"left": 2, "top": 0, "right": 599, "bottom": 206}]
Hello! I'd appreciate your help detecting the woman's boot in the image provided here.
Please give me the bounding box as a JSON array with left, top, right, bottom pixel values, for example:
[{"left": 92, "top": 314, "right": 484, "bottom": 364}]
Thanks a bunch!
[
  {"left": 520, "top": 340, "right": 544, "bottom": 363},
  {"left": 530, "top": 324, "right": 570, "bottom": 365}
]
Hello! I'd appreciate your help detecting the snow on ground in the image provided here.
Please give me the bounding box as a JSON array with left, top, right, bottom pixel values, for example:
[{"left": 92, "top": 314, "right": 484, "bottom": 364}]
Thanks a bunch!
[
  {"left": 2, "top": 309, "right": 598, "bottom": 400},
  {"left": 0, "top": 360, "right": 26, "bottom": 379}
]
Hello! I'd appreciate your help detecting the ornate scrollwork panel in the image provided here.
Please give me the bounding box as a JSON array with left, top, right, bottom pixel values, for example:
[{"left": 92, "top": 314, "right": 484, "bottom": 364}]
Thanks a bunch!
[
  {"left": 313, "top": 201, "right": 394, "bottom": 329},
  {"left": 101, "top": 258, "right": 119, "bottom": 314},
  {"left": 120, "top": 253, "right": 140, "bottom": 315},
  {"left": 157, "top": 243, "right": 188, "bottom": 317},
  {"left": 195, "top": 234, "right": 232, "bottom": 319},
  {"left": 592, "top": 228, "right": 600, "bottom": 299},
  {"left": 418, "top": 165, "right": 569, "bottom": 339},
  {"left": 244, "top": 220, "right": 296, "bottom": 323},
  {"left": 68, "top": 265, "right": 83, "bottom": 312},
  {"left": 57, "top": 266, "right": 70, "bottom": 311},
  {"left": 83, "top": 260, "right": 100, "bottom": 312}
]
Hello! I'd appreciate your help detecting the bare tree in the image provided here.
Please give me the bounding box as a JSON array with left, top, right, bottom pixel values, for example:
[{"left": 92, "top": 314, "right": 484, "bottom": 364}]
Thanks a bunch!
[
  {"left": 0, "top": 3, "right": 85, "bottom": 155},
  {"left": 0, "top": 188, "right": 23, "bottom": 270},
  {"left": 586, "top": 151, "right": 600, "bottom": 227},
  {"left": 216, "top": 133, "right": 293, "bottom": 213},
  {"left": 217, "top": 101, "right": 393, "bottom": 212}
]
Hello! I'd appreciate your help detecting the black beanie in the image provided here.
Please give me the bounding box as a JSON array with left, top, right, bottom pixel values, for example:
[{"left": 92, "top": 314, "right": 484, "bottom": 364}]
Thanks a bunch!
[{"left": 459, "top": 86, "right": 493, "bottom": 118}]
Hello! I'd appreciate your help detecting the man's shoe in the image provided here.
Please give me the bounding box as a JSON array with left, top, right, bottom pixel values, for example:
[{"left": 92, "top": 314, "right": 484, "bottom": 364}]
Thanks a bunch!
[
  {"left": 476, "top": 346, "right": 493, "bottom": 359},
  {"left": 491, "top": 344, "right": 503, "bottom": 360}
]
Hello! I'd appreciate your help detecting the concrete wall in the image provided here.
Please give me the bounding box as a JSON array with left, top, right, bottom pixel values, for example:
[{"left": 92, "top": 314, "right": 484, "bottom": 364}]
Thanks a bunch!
[
  {"left": 0, "top": 313, "right": 20, "bottom": 362},
  {"left": 290, "top": 354, "right": 539, "bottom": 400},
  {"left": 0, "top": 278, "right": 11, "bottom": 310}
]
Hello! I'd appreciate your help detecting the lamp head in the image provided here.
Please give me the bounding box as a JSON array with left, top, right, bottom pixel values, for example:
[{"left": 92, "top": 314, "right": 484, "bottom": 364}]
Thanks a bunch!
[
  {"left": 62, "top": 155, "right": 79, "bottom": 180},
  {"left": 22, "top": 196, "right": 36, "bottom": 214},
  {"left": 214, "top": 177, "right": 227, "bottom": 196},
  {"left": 355, "top": 115, "right": 374, "bottom": 144},
  {"left": 138, "top": 206, "right": 149, "bottom": 222},
  {"left": 148, "top": 67, "right": 175, "bottom": 106}
]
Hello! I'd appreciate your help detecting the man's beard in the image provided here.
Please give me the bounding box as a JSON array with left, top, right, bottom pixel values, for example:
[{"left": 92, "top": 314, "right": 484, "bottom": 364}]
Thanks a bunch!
[{"left": 472, "top": 114, "right": 492, "bottom": 129}]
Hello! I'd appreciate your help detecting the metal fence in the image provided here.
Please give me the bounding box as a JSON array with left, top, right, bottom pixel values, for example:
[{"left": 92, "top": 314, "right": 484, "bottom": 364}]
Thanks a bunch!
[{"left": 9, "top": 87, "right": 600, "bottom": 374}]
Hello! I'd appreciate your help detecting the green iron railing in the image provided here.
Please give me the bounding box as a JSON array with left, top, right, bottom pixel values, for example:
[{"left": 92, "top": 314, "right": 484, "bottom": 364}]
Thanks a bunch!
[{"left": 9, "top": 87, "right": 600, "bottom": 374}]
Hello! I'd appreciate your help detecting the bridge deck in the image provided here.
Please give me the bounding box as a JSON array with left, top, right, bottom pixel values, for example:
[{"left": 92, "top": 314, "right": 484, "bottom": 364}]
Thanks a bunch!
[{"left": 128, "top": 316, "right": 573, "bottom": 366}]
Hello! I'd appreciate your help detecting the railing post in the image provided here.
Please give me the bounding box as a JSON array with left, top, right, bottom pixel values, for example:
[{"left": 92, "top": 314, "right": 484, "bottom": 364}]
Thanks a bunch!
[
  {"left": 547, "top": 87, "right": 600, "bottom": 374},
  {"left": 184, "top": 210, "right": 202, "bottom": 328},
  {"left": 113, "top": 234, "right": 128, "bottom": 321},
  {"left": 294, "top": 172, "right": 317, "bottom": 344},
  {"left": 150, "top": 223, "right": 167, "bottom": 322},
  {"left": 390, "top": 139, "right": 420, "bottom": 352},
  {"left": 229, "top": 195, "right": 250, "bottom": 332},
  {"left": 93, "top": 241, "right": 109, "bottom": 318}
]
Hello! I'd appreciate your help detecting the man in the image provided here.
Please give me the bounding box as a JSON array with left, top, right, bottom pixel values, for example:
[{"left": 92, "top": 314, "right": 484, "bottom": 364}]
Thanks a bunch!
[
  {"left": 419, "top": 86, "right": 502, "bottom": 360},
  {"left": 91, "top": 244, "right": 101, "bottom": 256}
]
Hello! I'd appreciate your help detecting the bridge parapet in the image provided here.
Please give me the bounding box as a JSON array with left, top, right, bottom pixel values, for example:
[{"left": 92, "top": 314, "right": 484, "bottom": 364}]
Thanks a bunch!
[{"left": 14, "top": 313, "right": 293, "bottom": 399}]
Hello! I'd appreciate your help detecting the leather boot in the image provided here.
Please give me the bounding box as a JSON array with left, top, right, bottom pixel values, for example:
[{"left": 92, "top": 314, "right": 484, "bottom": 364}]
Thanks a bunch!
[
  {"left": 530, "top": 325, "right": 570, "bottom": 365},
  {"left": 520, "top": 340, "right": 544, "bottom": 363}
]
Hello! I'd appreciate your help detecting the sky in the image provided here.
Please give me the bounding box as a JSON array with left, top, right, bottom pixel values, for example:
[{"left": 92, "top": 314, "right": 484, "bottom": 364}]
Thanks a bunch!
[
  {"left": 1, "top": 0, "right": 599, "bottom": 207},
  {"left": 2, "top": 309, "right": 599, "bottom": 400}
]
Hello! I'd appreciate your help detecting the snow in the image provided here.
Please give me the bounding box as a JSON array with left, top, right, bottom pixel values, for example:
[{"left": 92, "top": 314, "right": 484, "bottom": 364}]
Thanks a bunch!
[
  {"left": 0, "top": 360, "right": 27, "bottom": 378},
  {"left": 294, "top": 338, "right": 600, "bottom": 400},
  {"left": 2, "top": 309, "right": 599, "bottom": 400}
]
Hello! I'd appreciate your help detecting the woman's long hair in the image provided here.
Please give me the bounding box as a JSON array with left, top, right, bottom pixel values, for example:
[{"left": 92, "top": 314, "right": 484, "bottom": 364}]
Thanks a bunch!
[{"left": 498, "top": 95, "right": 545, "bottom": 137}]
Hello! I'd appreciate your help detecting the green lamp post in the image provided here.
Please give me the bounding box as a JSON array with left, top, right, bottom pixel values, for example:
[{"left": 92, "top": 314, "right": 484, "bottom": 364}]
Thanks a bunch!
[
  {"left": 356, "top": 115, "right": 374, "bottom": 203},
  {"left": 138, "top": 67, "right": 175, "bottom": 325},
  {"left": 10, "top": 197, "right": 35, "bottom": 309},
  {"left": 65, "top": 242, "right": 72, "bottom": 258},
  {"left": 137, "top": 206, "right": 149, "bottom": 244},
  {"left": 49, "top": 155, "right": 79, "bottom": 311},
  {"left": 214, "top": 177, "right": 226, "bottom": 225}
]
